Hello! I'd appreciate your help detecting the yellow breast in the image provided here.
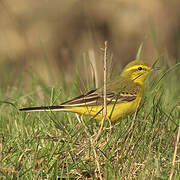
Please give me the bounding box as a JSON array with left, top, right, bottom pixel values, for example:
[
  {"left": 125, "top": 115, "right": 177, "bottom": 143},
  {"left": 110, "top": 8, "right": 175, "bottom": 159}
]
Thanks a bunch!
[{"left": 64, "top": 92, "right": 144, "bottom": 122}]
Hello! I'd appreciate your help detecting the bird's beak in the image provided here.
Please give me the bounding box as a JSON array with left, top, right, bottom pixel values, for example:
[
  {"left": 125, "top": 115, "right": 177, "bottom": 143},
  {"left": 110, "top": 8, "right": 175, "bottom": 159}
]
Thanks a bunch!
[{"left": 151, "top": 67, "right": 160, "bottom": 71}]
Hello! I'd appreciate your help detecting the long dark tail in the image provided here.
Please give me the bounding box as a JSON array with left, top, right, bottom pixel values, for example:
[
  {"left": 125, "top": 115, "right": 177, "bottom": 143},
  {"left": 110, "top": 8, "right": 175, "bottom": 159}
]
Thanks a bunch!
[{"left": 19, "top": 105, "right": 67, "bottom": 112}]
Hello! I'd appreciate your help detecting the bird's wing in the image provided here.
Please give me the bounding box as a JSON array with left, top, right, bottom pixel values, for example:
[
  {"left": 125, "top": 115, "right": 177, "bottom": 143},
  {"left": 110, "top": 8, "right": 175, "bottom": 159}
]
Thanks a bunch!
[{"left": 61, "top": 81, "right": 140, "bottom": 107}]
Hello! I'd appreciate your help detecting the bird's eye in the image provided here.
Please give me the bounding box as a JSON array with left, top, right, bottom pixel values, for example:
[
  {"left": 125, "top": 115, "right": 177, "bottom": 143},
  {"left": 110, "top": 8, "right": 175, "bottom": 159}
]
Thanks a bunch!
[{"left": 138, "top": 67, "right": 143, "bottom": 71}]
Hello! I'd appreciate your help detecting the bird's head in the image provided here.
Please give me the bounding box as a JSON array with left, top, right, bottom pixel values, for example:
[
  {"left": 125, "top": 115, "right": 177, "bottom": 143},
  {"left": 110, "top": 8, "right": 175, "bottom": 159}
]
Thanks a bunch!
[{"left": 121, "top": 60, "right": 159, "bottom": 85}]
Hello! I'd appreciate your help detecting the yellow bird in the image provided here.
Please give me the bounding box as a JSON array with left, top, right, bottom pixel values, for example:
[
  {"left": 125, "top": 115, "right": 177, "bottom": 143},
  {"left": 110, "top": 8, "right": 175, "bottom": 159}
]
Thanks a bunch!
[{"left": 19, "top": 60, "right": 159, "bottom": 122}]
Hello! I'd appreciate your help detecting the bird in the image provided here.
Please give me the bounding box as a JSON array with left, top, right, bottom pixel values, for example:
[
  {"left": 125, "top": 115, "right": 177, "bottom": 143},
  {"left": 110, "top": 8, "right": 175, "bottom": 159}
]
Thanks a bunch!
[{"left": 19, "top": 60, "right": 159, "bottom": 122}]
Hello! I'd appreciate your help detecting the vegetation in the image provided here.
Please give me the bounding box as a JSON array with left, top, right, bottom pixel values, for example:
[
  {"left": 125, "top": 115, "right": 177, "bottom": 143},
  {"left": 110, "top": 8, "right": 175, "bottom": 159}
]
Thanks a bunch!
[{"left": 0, "top": 51, "right": 179, "bottom": 179}]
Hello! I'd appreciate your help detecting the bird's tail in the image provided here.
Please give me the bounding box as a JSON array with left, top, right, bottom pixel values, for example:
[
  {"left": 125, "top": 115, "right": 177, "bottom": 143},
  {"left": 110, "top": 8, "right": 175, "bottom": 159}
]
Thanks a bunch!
[{"left": 19, "top": 105, "right": 68, "bottom": 112}]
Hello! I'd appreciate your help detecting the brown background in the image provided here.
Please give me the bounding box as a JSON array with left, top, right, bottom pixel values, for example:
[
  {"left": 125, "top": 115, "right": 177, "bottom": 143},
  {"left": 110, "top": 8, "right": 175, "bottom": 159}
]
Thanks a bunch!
[{"left": 0, "top": 0, "right": 179, "bottom": 87}]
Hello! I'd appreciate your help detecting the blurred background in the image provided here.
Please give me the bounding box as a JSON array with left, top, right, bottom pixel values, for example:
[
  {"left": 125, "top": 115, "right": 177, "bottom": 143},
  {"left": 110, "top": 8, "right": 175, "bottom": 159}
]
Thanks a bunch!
[{"left": 0, "top": 0, "right": 180, "bottom": 89}]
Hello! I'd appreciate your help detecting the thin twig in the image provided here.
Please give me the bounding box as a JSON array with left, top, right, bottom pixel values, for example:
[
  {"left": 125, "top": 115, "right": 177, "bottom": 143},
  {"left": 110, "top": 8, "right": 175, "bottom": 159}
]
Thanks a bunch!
[
  {"left": 94, "top": 41, "right": 108, "bottom": 142},
  {"left": 169, "top": 124, "right": 180, "bottom": 180}
]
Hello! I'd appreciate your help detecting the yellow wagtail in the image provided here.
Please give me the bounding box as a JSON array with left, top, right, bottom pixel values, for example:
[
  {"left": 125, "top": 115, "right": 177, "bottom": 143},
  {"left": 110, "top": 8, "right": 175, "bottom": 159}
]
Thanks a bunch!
[{"left": 19, "top": 60, "right": 159, "bottom": 122}]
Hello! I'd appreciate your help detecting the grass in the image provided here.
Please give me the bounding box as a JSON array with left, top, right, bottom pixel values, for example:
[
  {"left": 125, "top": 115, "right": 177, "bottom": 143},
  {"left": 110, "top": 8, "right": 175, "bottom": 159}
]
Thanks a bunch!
[{"left": 0, "top": 50, "right": 180, "bottom": 179}]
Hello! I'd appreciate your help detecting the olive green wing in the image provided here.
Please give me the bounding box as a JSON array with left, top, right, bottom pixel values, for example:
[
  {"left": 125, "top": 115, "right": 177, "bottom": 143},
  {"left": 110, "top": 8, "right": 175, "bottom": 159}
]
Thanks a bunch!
[{"left": 61, "top": 77, "right": 140, "bottom": 107}]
